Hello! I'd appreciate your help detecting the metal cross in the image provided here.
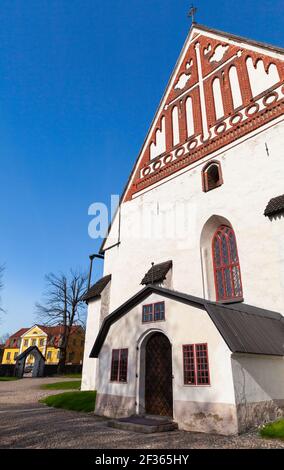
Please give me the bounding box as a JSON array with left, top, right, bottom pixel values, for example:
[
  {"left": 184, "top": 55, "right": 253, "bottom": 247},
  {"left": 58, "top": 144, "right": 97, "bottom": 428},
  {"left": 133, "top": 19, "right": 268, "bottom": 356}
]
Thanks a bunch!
[{"left": 188, "top": 4, "right": 197, "bottom": 24}]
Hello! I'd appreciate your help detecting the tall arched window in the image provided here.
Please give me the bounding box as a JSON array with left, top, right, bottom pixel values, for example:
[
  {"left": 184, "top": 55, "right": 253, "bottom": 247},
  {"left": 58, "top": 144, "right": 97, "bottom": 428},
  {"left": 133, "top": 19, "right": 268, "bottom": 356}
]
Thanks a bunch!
[{"left": 212, "top": 225, "right": 243, "bottom": 301}]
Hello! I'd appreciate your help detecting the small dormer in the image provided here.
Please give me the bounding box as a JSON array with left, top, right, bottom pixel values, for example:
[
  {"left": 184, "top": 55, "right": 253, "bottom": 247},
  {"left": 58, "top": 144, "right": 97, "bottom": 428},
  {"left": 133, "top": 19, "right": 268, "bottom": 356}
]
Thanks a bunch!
[{"left": 141, "top": 261, "right": 173, "bottom": 289}]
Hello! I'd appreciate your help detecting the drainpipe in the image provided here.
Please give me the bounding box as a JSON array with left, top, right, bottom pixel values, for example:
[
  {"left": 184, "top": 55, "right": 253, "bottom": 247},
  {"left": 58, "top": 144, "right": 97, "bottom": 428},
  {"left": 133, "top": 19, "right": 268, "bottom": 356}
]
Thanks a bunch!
[{"left": 88, "top": 253, "right": 104, "bottom": 290}]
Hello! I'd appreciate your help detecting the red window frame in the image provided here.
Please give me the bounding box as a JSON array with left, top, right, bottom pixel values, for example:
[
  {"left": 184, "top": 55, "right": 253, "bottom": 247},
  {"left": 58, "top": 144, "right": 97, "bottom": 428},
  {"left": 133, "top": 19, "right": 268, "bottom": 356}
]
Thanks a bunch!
[
  {"left": 195, "top": 343, "right": 210, "bottom": 385},
  {"left": 183, "top": 343, "right": 210, "bottom": 386},
  {"left": 212, "top": 225, "right": 243, "bottom": 302},
  {"left": 142, "top": 302, "right": 165, "bottom": 323},
  {"left": 183, "top": 345, "right": 195, "bottom": 385},
  {"left": 142, "top": 303, "right": 153, "bottom": 323},
  {"left": 110, "top": 349, "right": 128, "bottom": 383}
]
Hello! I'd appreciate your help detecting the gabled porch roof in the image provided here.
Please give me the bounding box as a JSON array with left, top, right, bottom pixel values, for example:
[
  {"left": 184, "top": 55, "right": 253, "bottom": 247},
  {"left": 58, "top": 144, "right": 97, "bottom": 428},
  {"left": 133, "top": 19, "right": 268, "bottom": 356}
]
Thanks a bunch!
[{"left": 90, "top": 286, "right": 284, "bottom": 358}]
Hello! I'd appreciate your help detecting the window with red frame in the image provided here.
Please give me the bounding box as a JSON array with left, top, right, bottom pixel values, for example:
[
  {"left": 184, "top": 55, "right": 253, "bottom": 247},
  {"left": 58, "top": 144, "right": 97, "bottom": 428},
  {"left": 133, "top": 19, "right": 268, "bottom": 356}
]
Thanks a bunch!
[
  {"left": 183, "top": 343, "right": 210, "bottom": 386},
  {"left": 142, "top": 302, "right": 165, "bottom": 323},
  {"left": 110, "top": 349, "right": 128, "bottom": 383},
  {"left": 212, "top": 225, "right": 243, "bottom": 302}
]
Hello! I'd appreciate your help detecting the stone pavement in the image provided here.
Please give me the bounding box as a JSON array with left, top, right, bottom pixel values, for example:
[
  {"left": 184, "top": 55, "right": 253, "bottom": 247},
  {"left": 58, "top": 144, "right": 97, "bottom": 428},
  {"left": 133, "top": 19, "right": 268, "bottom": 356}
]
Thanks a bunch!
[{"left": 0, "top": 378, "right": 283, "bottom": 449}]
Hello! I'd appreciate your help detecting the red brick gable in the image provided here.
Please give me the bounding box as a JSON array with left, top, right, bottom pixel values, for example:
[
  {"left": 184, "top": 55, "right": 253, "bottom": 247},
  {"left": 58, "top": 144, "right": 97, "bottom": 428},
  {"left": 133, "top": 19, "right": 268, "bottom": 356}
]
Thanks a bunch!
[{"left": 123, "top": 25, "right": 284, "bottom": 202}]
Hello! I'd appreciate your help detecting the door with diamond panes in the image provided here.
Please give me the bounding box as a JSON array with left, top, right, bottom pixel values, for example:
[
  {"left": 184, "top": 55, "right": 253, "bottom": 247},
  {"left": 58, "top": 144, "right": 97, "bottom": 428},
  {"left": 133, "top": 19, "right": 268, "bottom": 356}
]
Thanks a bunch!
[{"left": 145, "top": 333, "right": 173, "bottom": 417}]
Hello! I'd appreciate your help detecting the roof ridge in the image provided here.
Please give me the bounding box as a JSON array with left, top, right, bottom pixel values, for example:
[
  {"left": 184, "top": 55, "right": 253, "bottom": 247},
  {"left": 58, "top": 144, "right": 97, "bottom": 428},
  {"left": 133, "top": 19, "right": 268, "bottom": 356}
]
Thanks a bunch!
[
  {"left": 90, "top": 285, "right": 284, "bottom": 358},
  {"left": 193, "top": 23, "right": 284, "bottom": 54}
]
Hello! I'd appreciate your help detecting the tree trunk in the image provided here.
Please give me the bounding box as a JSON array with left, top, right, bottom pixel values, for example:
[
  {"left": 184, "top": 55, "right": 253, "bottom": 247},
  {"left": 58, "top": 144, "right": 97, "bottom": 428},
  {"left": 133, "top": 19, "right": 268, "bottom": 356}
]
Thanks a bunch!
[
  {"left": 57, "top": 349, "right": 67, "bottom": 374},
  {"left": 57, "top": 325, "right": 70, "bottom": 374}
]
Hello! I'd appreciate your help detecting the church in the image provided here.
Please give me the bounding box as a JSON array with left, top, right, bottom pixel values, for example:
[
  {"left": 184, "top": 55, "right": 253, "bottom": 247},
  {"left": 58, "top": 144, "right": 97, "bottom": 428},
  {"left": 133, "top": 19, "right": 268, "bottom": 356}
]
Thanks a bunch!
[{"left": 81, "top": 22, "right": 284, "bottom": 435}]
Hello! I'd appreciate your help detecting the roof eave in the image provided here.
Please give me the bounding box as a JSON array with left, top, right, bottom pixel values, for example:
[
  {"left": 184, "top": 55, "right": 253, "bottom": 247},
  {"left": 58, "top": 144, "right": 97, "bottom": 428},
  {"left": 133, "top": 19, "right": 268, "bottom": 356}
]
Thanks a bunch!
[
  {"left": 90, "top": 285, "right": 206, "bottom": 357},
  {"left": 90, "top": 286, "right": 284, "bottom": 358}
]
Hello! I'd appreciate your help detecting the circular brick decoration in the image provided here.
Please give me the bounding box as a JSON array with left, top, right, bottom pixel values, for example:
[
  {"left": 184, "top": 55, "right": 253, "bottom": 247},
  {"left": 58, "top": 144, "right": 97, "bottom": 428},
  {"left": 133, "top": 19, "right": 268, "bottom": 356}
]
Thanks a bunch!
[
  {"left": 187, "top": 139, "right": 198, "bottom": 151},
  {"left": 175, "top": 147, "right": 185, "bottom": 158},
  {"left": 215, "top": 122, "right": 227, "bottom": 134},
  {"left": 143, "top": 166, "right": 151, "bottom": 177},
  {"left": 263, "top": 92, "right": 278, "bottom": 107},
  {"left": 245, "top": 103, "right": 259, "bottom": 116},
  {"left": 229, "top": 113, "right": 243, "bottom": 126},
  {"left": 164, "top": 154, "right": 173, "bottom": 164},
  {"left": 153, "top": 160, "right": 162, "bottom": 171}
]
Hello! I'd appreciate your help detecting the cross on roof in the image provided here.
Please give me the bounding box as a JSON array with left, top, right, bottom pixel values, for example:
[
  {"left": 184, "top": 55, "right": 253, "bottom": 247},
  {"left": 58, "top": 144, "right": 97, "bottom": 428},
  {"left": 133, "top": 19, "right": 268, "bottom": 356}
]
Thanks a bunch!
[{"left": 188, "top": 4, "right": 197, "bottom": 24}]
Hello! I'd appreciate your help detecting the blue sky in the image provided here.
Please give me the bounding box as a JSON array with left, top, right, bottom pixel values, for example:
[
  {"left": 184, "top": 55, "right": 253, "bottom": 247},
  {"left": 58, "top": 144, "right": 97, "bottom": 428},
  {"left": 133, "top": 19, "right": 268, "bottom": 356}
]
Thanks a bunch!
[{"left": 0, "top": 0, "right": 283, "bottom": 335}]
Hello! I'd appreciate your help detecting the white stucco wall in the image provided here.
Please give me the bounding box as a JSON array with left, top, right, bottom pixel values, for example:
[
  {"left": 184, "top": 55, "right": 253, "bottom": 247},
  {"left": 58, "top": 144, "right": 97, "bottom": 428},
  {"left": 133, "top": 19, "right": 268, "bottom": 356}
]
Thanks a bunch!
[
  {"left": 81, "top": 299, "right": 100, "bottom": 391},
  {"left": 96, "top": 293, "right": 236, "bottom": 408},
  {"left": 102, "top": 120, "right": 284, "bottom": 315},
  {"left": 232, "top": 354, "right": 284, "bottom": 404},
  {"left": 231, "top": 353, "right": 284, "bottom": 431}
]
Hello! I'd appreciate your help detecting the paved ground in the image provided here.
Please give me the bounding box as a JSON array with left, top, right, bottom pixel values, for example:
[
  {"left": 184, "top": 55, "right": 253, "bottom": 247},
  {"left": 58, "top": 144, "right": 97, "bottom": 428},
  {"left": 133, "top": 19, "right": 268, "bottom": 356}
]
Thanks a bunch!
[{"left": 0, "top": 378, "right": 283, "bottom": 449}]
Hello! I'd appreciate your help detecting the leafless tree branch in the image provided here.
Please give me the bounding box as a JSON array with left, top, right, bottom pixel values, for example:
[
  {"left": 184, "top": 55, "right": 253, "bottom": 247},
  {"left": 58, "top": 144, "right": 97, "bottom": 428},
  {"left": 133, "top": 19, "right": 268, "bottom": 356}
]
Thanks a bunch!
[{"left": 35, "top": 270, "right": 87, "bottom": 373}]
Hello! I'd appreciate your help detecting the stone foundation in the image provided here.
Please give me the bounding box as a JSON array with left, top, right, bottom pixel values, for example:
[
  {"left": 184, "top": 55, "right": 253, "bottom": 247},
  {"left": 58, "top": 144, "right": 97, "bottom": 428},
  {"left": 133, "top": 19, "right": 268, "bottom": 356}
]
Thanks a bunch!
[
  {"left": 95, "top": 394, "right": 284, "bottom": 435},
  {"left": 174, "top": 400, "right": 239, "bottom": 435},
  {"left": 95, "top": 393, "right": 136, "bottom": 418},
  {"left": 236, "top": 399, "right": 284, "bottom": 433}
]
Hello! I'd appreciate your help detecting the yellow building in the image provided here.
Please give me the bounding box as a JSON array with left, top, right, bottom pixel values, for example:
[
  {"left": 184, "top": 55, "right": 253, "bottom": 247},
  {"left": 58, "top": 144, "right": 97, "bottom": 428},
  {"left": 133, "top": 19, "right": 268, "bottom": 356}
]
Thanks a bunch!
[{"left": 1, "top": 324, "right": 85, "bottom": 365}]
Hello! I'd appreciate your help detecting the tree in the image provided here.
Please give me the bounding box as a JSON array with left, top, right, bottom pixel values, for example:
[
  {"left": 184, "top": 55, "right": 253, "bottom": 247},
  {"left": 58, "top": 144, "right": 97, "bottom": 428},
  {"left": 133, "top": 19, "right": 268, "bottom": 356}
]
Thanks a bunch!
[
  {"left": 35, "top": 270, "right": 87, "bottom": 373},
  {"left": 0, "top": 332, "right": 10, "bottom": 344}
]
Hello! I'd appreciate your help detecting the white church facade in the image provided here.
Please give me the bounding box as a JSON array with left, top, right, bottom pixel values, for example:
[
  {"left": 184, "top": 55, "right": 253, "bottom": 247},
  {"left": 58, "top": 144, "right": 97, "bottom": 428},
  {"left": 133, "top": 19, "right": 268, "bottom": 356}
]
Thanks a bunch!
[{"left": 82, "top": 24, "right": 284, "bottom": 435}]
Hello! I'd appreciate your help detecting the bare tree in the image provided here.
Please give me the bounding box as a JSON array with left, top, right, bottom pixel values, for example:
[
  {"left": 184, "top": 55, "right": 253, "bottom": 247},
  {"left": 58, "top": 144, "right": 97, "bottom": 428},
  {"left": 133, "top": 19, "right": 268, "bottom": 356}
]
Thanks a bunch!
[
  {"left": 35, "top": 270, "right": 87, "bottom": 373},
  {"left": 0, "top": 332, "right": 10, "bottom": 344}
]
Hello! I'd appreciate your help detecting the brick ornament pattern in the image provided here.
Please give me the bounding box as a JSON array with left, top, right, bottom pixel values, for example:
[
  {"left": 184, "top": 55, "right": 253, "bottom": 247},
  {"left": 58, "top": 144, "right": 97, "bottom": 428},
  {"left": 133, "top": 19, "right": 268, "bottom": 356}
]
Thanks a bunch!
[{"left": 124, "top": 31, "right": 284, "bottom": 201}]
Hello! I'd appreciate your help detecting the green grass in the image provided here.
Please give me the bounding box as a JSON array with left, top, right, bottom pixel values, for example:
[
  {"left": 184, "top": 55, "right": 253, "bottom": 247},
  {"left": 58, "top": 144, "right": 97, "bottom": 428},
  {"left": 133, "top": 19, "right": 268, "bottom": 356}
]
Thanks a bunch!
[
  {"left": 40, "top": 380, "right": 81, "bottom": 390},
  {"left": 0, "top": 376, "right": 19, "bottom": 381},
  {"left": 260, "top": 419, "right": 284, "bottom": 440},
  {"left": 60, "top": 373, "right": 82, "bottom": 379},
  {"left": 40, "top": 391, "right": 96, "bottom": 413}
]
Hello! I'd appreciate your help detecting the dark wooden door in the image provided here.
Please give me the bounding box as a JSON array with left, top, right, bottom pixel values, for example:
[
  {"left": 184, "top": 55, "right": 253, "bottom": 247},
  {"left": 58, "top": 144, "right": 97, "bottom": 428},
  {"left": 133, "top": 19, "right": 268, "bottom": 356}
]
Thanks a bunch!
[{"left": 145, "top": 333, "right": 173, "bottom": 417}]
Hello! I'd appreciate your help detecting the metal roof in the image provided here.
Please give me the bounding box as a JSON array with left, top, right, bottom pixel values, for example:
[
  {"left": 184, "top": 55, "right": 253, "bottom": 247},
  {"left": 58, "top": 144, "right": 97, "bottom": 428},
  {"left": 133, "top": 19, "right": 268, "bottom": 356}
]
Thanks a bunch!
[
  {"left": 206, "top": 303, "right": 284, "bottom": 356},
  {"left": 264, "top": 194, "right": 284, "bottom": 217},
  {"left": 90, "top": 286, "right": 284, "bottom": 358},
  {"left": 83, "top": 274, "right": 112, "bottom": 302},
  {"left": 141, "top": 261, "right": 172, "bottom": 285}
]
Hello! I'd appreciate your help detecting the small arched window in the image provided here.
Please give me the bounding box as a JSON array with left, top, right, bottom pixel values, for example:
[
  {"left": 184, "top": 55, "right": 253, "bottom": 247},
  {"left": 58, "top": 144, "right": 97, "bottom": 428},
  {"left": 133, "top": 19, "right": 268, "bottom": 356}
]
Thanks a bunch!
[
  {"left": 212, "top": 225, "right": 243, "bottom": 302},
  {"left": 202, "top": 161, "right": 223, "bottom": 192}
]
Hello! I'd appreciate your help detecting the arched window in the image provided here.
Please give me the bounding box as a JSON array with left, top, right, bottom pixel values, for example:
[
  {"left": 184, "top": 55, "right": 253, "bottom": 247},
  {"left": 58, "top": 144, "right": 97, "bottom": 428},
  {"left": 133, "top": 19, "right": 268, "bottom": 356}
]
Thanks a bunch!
[
  {"left": 202, "top": 161, "right": 223, "bottom": 192},
  {"left": 212, "top": 225, "right": 243, "bottom": 301}
]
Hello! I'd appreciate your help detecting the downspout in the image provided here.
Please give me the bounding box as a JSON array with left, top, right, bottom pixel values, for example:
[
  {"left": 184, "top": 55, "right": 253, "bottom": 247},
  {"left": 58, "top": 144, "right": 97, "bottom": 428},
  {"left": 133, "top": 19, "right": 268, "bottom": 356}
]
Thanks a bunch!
[{"left": 88, "top": 254, "right": 105, "bottom": 290}]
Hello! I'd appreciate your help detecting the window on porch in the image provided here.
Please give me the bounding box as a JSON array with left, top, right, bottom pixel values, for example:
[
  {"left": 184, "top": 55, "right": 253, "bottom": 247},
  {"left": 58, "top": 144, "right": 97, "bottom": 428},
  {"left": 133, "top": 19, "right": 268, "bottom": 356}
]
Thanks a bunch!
[
  {"left": 110, "top": 349, "right": 128, "bottom": 383},
  {"left": 183, "top": 343, "right": 210, "bottom": 386},
  {"left": 142, "top": 302, "right": 165, "bottom": 323}
]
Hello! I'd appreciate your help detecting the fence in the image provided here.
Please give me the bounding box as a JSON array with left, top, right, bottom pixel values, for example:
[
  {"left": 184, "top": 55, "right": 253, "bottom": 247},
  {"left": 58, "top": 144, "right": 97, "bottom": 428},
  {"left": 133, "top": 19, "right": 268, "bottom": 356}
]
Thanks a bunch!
[
  {"left": 0, "top": 364, "right": 15, "bottom": 377},
  {"left": 0, "top": 363, "right": 82, "bottom": 377},
  {"left": 44, "top": 364, "right": 82, "bottom": 377}
]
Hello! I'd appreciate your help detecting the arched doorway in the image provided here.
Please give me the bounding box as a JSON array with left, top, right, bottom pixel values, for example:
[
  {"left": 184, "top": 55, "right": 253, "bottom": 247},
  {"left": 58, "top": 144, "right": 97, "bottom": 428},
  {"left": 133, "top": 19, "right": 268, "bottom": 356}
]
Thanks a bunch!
[
  {"left": 145, "top": 333, "right": 173, "bottom": 417},
  {"left": 15, "top": 346, "right": 45, "bottom": 378}
]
